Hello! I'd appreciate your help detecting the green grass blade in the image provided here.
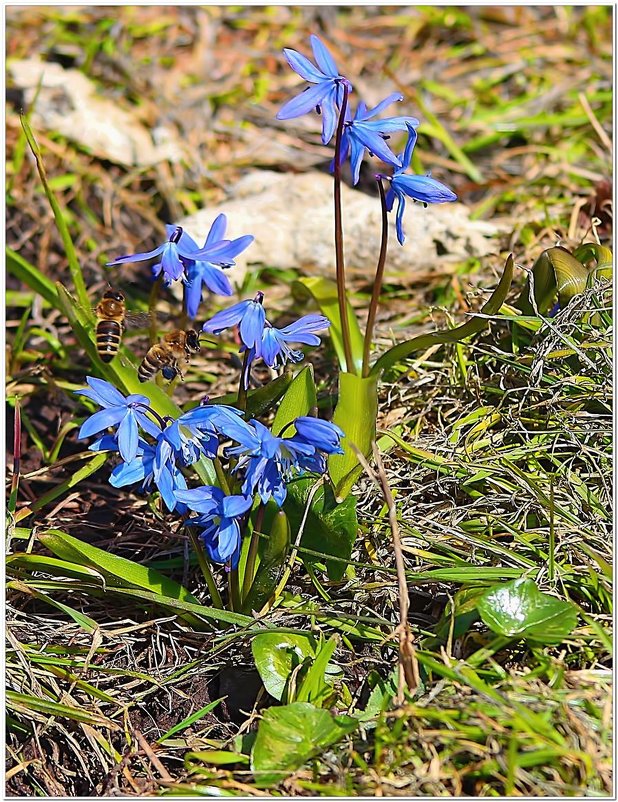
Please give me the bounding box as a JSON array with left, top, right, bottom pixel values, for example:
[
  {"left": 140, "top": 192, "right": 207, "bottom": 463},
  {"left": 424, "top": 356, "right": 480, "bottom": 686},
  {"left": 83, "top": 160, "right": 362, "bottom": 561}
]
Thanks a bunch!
[{"left": 6, "top": 247, "right": 59, "bottom": 307}]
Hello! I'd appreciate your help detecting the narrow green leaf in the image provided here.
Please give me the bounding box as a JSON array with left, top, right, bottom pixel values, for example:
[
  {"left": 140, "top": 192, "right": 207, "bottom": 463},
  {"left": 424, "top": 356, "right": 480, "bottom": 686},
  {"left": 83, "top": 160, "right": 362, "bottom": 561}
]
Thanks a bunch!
[
  {"left": 293, "top": 276, "right": 364, "bottom": 373},
  {"left": 6, "top": 690, "right": 119, "bottom": 729},
  {"left": 371, "top": 254, "right": 514, "bottom": 376},
  {"left": 157, "top": 698, "right": 225, "bottom": 743},
  {"left": 329, "top": 371, "right": 378, "bottom": 499},
  {"left": 8, "top": 579, "right": 99, "bottom": 632},
  {"left": 6, "top": 247, "right": 59, "bottom": 307},
  {"left": 296, "top": 635, "right": 338, "bottom": 706},
  {"left": 21, "top": 116, "right": 89, "bottom": 309},
  {"left": 242, "top": 510, "right": 291, "bottom": 614}
]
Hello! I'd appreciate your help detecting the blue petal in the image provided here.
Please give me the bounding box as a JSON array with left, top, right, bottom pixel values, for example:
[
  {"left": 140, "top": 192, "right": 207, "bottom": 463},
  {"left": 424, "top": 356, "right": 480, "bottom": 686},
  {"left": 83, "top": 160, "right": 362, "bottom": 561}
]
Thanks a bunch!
[
  {"left": 211, "top": 234, "right": 254, "bottom": 262},
  {"left": 198, "top": 264, "right": 234, "bottom": 296},
  {"left": 106, "top": 244, "right": 164, "bottom": 266},
  {"left": 349, "top": 135, "right": 366, "bottom": 186},
  {"left": 133, "top": 409, "right": 164, "bottom": 440},
  {"left": 364, "top": 116, "right": 419, "bottom": 134},
  {"left": 175, "top": 485, "right": 223, "bottom": 514},
  {"left": 202, "top": 300, "right": 251, "bottom": 334},
  {"left": 293, "top": 417, "right": 344, "bottom": 453},
  {"left": 310, "top": 34, "right": 339, "bottom": 78},
  {"left": 78, "top": 407, "right": 124, "bottom": 439},
  {"left": 362, "top": 92, "right": 404, "bottom": 119},
  {"left": 239, "top": 301, "right": 266, "bottom": 352},
  {"left": 109, "top": 457, "right": 147, "bottom": 487},
  {"left": 160, "top": 243, "right": 183, "bottom": 282},
  {"left": 221, "top": 494, "right": 253, "bottom": 518},
  {"left": 204, "top": 214, "right": 228, "bottom": 246},
  {"left": 278, "top": 314, "right": 329, "bottom": 341},
  {"left": 184, "top": 275, "right": 203, "bottom": 320},
  {"left": 117, "top": 411, "right": 139, "bottom": 463},
  {"left": 77, "top": 376, "right": 127, "bottom": 408},
  {"left": 260, "top": 328, "right": 281, "bottom": 367},
  {"left": 353, "top": 127, "right": 401, "bottom": 168},
  {"left": 282, "top": 47, "right": 325, "bottom": 82},
  {"left": 216, "top": 518, "right": 242, "bottom": 560},
  {"left": 88, "top": 434, "right": 119, "bottom": 452},
  {"left": 395, "top": 193, "right": 407, "bottom": 246},
  {"left": 400, "top": 125, "right": 418, "bottom": 171},
  {"left": 320, "top": 88, "right": 339, "bottom": 144},
  {"left": 385, "top": 185, "right": 396, "bottom": 213},
  {"left": 277, "top": 81, "right": 333, "bottom": 121},
  {"left": 393, "top": 174, "right": 458, "bottom": 204}
]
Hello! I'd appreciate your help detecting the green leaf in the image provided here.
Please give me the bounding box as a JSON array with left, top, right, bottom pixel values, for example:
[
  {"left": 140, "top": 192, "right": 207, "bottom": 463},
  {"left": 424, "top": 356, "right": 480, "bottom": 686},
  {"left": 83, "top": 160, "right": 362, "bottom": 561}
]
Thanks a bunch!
[
  {"left": 242, "top": 509, "right": 291, "bottom": 614},
  {"left": 251, "top": 702, "right": 357, "bottom": 786},
  {"left": 39, "top": 529, "right": 203, "bottom": 604},
  {"left": 515, "top": 247, "right": 588, "bottom": 315},
  {"left": 295, "top": 635, "right": 338, "bottom": 706},
  {"left": 477, "top": 578, "right": 578, "bottom": 644},
  {"left": 6, "top": 690, "right": 119, "bottom": 730},
  {"left": 6, "top": 247, "right": 59, "bottom": 307},
  {"left": 21, "top": 116, "right": 89, "bottom": 310},
  {"left": 252, "top": 632, "right": 316, "bottom": 701},
  {"left": 271, "top": 365, "right": 317, "bottom": 436},
  {"left": 293, "top": 276, "right": 364, "bottom": 373},
  {"left": 371, "top": 254, "right": 514, "bottom": 376},
  {"left": 7, "top": 580, "right": 99, "bottom": 633},
  {"left": 329, "top": 371, "right": 378, "bottom": 500},
  {"left": 157, "top": 698, "right": 225, "bottom": 743},
  {"left": 284, "top": 478, "right": 358, "bottom": 581}
]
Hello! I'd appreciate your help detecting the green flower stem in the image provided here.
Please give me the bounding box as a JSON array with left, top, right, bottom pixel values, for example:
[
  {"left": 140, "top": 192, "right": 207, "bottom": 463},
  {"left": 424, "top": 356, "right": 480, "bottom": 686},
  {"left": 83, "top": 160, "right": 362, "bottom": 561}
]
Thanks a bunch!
[
  {"left": 242, "top": 504, "right": 265, "bottom": 601},
  {"left": 228, "top": 569, "right": 241, "bottom": 612},
  {"left": 236, "top": 351, "right": 250, "bottom": 413},
  {"left": 362, "top": 178, "right": 389, "bottom": 377},
  {"left": 333, "top": 83, "right": 356, "bottom": 375},
  {"left": 213, "top": 457, "right": 231, "bottom": 495},
  {"left": 187, "top": 528, "right": 224, "bottom": 609}
]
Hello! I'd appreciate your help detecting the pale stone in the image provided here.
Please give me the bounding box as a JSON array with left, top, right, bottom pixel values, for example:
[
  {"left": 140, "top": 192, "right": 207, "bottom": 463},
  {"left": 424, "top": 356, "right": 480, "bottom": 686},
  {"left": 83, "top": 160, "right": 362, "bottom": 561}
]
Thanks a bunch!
[{"left": 8, "top": 57, "right": 183, "bottom": 167}]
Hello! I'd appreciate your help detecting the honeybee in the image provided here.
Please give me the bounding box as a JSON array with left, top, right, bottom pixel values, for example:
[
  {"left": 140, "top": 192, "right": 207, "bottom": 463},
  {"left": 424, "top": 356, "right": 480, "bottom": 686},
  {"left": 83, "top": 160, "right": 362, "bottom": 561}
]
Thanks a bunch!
[
  {"left": 94, "top": 289, "right": 152, "bottom": 363},
  {"left": 138, "top": 329, "right": 201, "bottom": 383}
]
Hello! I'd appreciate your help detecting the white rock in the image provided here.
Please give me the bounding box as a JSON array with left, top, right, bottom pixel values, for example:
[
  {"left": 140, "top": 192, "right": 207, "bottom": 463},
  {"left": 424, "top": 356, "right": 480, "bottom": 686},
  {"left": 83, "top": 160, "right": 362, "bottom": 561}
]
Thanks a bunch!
[
  {"left": 8, "top": 57, "right": 183, "bottom": 167},
  {"left": 179, "top": 170, "right": 503, "bottom": 285}
]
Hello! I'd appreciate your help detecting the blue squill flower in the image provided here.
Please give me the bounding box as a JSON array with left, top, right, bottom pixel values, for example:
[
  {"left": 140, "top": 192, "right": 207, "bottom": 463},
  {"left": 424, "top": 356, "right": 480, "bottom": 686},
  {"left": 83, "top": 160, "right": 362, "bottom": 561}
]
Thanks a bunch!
[
  {"left": 291, "top": 417, "right": 344, "bottom": 455},
  {"left": 225, "top": 419, "right": 322, "bottom": 507},
  {"left": 337, "top": 94, "right": 419, "bottom": 185},
  {"left": 173, "top": 403, "right": 247, "bottom": 460},
  {"left": 384, "top": 124, "right": 458, "bottom": 245},
  {"left": 276, "top": 34, "right": 353, "bottom": 145},
  {"left": 202, "top": 292, "right": 266, "bottom": 355},
  {"left": 76, "top": 377, "right": 161, "bottom": 463},
  {"left": 178, "top": 216, "right": 254, "bottom": 319},
  {"left": 176, "top": 486, "right": 253, "bottom": 565},
  {"left": 259, "top": 314, "right": 330, "bottom": 369},
  {"left": 106, "top": 225, "right": 234, "bottom": 287}
]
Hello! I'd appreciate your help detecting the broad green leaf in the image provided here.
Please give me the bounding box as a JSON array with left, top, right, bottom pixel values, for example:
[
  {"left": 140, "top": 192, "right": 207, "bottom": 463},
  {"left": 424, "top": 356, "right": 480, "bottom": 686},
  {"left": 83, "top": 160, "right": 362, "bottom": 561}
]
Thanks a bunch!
[
  {"left": 293, "top": 276, "right": 364, "bottom": 373},
  {"left": 6, "top": 247, "right": 59, "bottom": 307},
  {"left": 251, "top": 702, "right": 357, "bottom": 785},
  {"left": 284, "top": 478, "right": 358, "bottom": 581},
  {"left": 329, "top": 371, "right": 378, "bottom": 499},
  {"left": 186, "top": 750, "right": 250, "bottom": 767},
  {"left": 252, "top": 632, "right": 317, "bottom": 701},
  {"left": 271, "top": 365, "right": 317, "bottom": 436},
  {"left": 516, "top": 247, "right": 588, "bottom": 315},
  {"left": 209, "top": 373, "right": 294, "bottom": 418},
  {"left": 21, "top": 116, "right": 89, "bottom": 309},
  {"left": 371, "top": 254, "right": 514, "bottom": 376},
  {"left": 7, "top": 553, "right": 102, "bottom": 582},
  {"left": 477, "top": 578, "right": 578, "bottom": 644},
  {"left": 574, "top": 242, "right": 613, "bottom": 281}
]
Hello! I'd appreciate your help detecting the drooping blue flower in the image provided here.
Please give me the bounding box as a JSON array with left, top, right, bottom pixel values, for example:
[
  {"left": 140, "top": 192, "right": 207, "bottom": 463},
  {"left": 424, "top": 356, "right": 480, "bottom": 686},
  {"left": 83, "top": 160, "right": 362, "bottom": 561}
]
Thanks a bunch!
[
  {"left": 291, "top": 417, "right": 344, "bottom": 455},
  {"left": 260, "top": 314, "right": 330, "bottom": 369},
  {"left": 106, "top": 225, "right": 236, "bottom": 287},
  {"left": 276, "top": 34, "right": 353, "bottom": 145},
  {"left": 337, "top": 94, "right": 420, "bottom": 186},
  {"left": 177, "top": 216, "right": 254, "bottom": 319},
  {"left": 176, "top": 485, "right": 253, "bottom": 565},
  {"left": 202, "top": 292, "right": 266, "bottom": 355},
  {"left": 225, "top": 418, "right": 329, "bottom": 507},
  {"left": 384, "top": 124, "right": 458, "bottom": 245},
  {"left": 76, "top": 377, "right": 161, "bottom": 463}
]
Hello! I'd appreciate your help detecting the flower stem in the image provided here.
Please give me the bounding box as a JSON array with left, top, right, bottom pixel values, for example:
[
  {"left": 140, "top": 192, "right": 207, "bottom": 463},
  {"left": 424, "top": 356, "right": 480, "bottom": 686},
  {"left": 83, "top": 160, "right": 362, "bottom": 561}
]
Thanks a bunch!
[
  {"left": 187, "top": 527, "right": 224, "bottom": 609},
  {"left": 236, "top": 351, "right": 250, "bottom": 413},
  {"left": 228, "top": 568, "right": 241, "bottom": 612},
  {"left": 242, "top": 504, "right": 265, "bottom": 601},
  {"left": 362, "top": 178, "right": 389, "bottom": 377},
  {"left": 333, "top": 83, "right": 356, "bottom": 375},
  {"left": 148, "top": 274, "right": 164, "bottom": 345}
]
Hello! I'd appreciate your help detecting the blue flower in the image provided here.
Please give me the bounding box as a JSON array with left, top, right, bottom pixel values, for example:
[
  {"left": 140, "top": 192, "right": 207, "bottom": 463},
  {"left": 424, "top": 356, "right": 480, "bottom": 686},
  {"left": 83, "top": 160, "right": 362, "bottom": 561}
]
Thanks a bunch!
[
  {"left": 178, "top": 216, "right": 254, "bottom": 319},
  {"left": 276, "top": 34, "right": 353, "bottom": 145},
  {"left": 226, "top": 419, "right": 324, "bottom": 507},
  {"left": 291, "top": 417, "right": 344, "bottom": 455},
  {"left": 337, "top": 94, "right": 419, "bottom": 185},
  {"left": 384, "top": 124, "right": 458, "bottom": 245},
  {"left": 174, "top": 402, "right": 247, "bottom": 459},
  {"left": 202, "top": 292, "right": 266, "bottom": 354},
  {"left": 76, "top": 377, "right": 161, "bottom": 463},
  {"left": 176, "top": 486, "right": 253, "bottom": 565},
  {"left": 259, "top": 314, "right": 330, "bottom": 369}
]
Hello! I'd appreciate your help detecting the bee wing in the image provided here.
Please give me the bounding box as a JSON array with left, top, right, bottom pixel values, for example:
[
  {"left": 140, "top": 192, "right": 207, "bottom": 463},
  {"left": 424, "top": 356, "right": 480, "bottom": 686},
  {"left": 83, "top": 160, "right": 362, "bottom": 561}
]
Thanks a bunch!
[{"left": 124, "top": 311, "right": 155, "bottom": 330}]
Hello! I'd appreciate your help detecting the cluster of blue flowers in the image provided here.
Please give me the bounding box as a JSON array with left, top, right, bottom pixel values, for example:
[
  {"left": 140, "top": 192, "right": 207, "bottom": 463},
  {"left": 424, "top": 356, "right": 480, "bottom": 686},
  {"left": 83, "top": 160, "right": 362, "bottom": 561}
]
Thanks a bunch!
[
  {"left": 77, "top": 377, "right": 343, "bottom": 567},
  {"left": 276, "top": 34, "right": 457, "bottom": 243}
]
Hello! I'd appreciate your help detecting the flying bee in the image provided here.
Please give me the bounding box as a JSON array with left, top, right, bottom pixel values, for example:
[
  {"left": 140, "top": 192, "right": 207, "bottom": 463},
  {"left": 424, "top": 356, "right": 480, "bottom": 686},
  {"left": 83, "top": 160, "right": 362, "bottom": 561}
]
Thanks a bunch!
[
  {"left": 94, "top": 289, "right": 155, "bottom": 363},
  {"left": 138, "top": 329, "right": 201, "bottom": 383}
]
